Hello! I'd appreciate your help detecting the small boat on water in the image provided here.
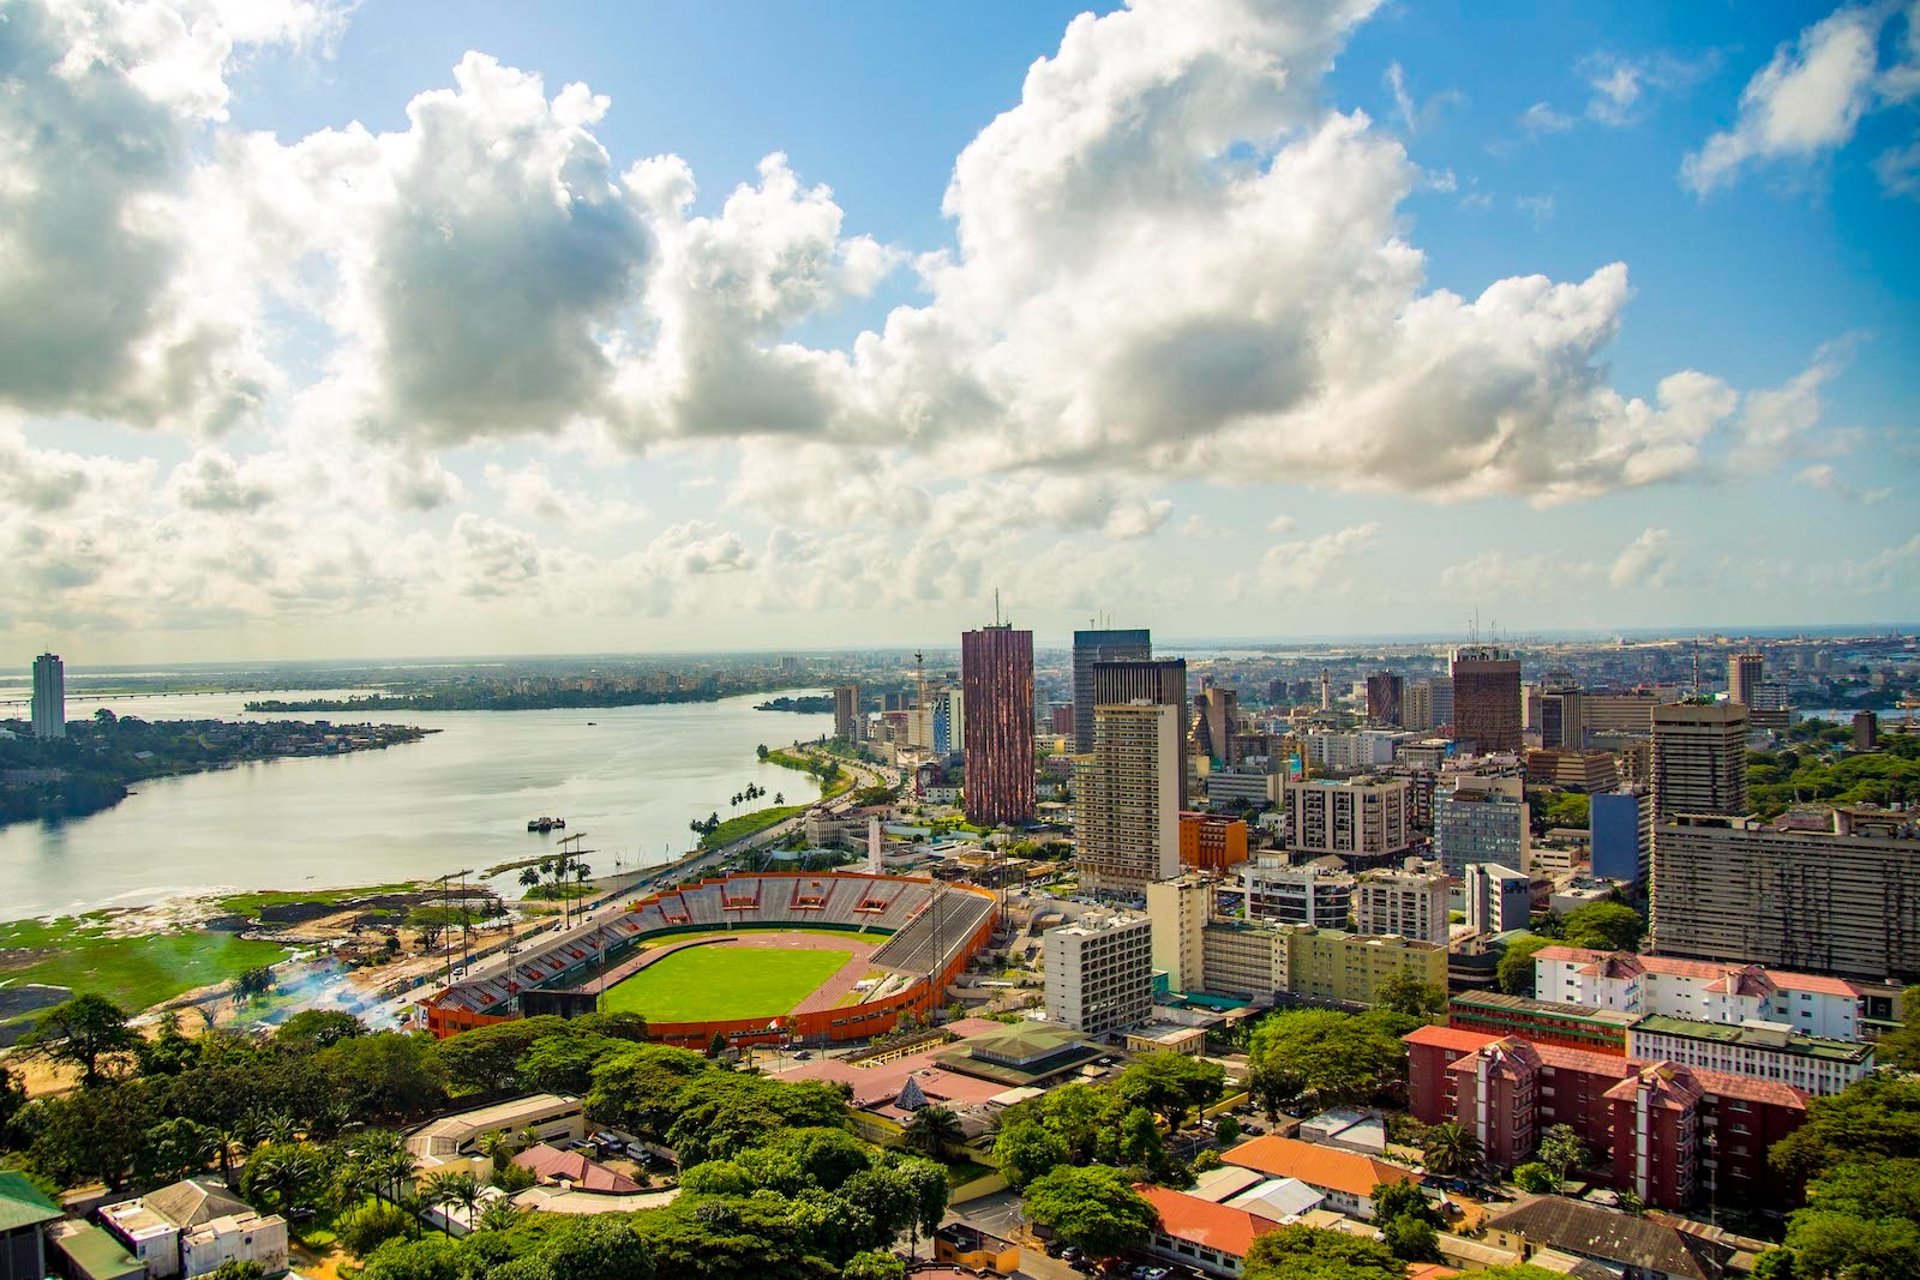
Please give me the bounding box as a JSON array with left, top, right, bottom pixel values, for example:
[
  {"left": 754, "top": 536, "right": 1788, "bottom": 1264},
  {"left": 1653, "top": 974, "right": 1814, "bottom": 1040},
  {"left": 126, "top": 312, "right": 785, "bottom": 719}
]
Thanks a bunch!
[{"left": 527, "top": 816, "right": 568, "bottom": 833}]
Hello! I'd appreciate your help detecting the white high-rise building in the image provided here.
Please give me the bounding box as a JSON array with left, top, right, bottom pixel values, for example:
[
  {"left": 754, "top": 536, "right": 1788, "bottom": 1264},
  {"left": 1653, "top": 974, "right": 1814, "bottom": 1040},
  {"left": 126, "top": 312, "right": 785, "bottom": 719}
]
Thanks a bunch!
[
  {"left": 1355, "top": 867, "right": 1450, "bottom": 945},
  {"left": 31, "top": 653, "right": 65, "bottom": 741},
  {"left": 1464, "top": 863, "right": 1531, "bottom": 935},
  {"left": 1043, "top": 913, "right": 1153, "bottom": 1037},
  {"left": 1075, "top": 701, "right": 1182, "bottom": 897}
]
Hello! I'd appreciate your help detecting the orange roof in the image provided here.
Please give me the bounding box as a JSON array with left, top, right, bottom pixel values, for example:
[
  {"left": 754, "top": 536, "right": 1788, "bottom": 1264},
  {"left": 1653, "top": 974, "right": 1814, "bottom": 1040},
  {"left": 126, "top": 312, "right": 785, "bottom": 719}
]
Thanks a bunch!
[
  {"left": 1769, "top": 971, "right": 1862, "bottom": 997},
  {"left": 1223, "top": 1135, "right": 1416, "bottom": 1198},
  {"left": 1135, "top": 1184, "right": 1279, "bottom": 1259},
  {"left": 1405, "top": 1025, "right": 1499, "bottom": 1053},
  {"left": 1407, "top": 1265, "right": 1463, "bottom": 1280}
]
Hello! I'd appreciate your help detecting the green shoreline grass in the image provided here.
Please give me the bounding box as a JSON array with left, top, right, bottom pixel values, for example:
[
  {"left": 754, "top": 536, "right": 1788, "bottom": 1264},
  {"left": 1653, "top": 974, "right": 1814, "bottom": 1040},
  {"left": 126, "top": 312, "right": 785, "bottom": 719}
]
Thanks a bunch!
[{"left": 0, "top": 915, "right": 290, "bottom": 1025}]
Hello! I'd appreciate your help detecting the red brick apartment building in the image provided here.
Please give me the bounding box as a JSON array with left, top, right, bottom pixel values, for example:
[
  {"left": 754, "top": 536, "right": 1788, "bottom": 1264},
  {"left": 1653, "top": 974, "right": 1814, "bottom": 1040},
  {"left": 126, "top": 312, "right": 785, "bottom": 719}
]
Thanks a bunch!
[
  {"left": 1406, "top": 1026, "right": 1807, "bottom": 1211},
  {"left": 1178, "top": 811, "right": 1249, "bottom": 872}
]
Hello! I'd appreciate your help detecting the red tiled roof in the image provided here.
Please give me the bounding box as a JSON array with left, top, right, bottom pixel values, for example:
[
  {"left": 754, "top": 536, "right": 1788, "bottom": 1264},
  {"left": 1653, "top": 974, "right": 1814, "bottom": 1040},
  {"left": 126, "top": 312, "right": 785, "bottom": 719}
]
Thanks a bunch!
[
  {"left": 1769, "top": 972, "right": 1863, "bottom": 997},
  {"left": 1223, "top": 1136, "right": 1416, "bottom": 1198},
  {"left": 1533, "top": 1041, "right": 1640, "bottom": 1079},
  {"left": 1692, "top": 1068, "right": 1809, "bottom": 1111},
  {"left": 511, "top": 1144, "right": 641, "bottom": 1193},
  {"left": 1135, "top": 1184, "right": 1280, "bottom": 1259},
  {"left": 1405, "top": 1025, "right": 1499, "bottom": 1053},
  {"left": 1603, "top": 1062, "right": 1707, "bottom": 1109}
]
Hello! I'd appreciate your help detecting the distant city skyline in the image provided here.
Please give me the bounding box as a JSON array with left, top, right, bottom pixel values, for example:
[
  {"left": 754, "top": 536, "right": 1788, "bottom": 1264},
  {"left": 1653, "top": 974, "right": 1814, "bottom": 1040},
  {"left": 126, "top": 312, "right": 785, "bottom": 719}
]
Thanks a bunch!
[{"left": 1, "top": 0, "right": 1915, "bottom": 663}]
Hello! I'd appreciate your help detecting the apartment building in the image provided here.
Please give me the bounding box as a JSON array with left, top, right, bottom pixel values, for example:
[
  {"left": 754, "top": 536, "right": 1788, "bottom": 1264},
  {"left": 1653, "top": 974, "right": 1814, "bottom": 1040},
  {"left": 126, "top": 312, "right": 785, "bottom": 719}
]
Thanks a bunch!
[
  {"left": 1651, "top": 808, "right": 1920, "bottom": 982},
  {"left": 1075, "top": 701, "right": 1183, "bottom": 897},
  {"left": 1282, "top": 776, "right": 1412, "bottom": 866},
  {"left": 1625, "top": 1017, "right": 1874, "bottom": 1097},
  {"left": 1241, "top": 860, "right": 1354, "bottom": 929},
  {"left": 1043, "top": 913, "right": 1153, "bottom": 1037},
  {"left": 1354, "top": 867, "right": 1449, "bottom": 945}
]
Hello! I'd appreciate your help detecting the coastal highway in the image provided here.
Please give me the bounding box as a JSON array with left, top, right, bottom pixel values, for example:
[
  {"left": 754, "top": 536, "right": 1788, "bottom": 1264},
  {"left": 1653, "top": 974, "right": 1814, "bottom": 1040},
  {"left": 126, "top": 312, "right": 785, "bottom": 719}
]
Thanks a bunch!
[{"left": 360, "top": 748, "right": 899, "bottom": 1029}]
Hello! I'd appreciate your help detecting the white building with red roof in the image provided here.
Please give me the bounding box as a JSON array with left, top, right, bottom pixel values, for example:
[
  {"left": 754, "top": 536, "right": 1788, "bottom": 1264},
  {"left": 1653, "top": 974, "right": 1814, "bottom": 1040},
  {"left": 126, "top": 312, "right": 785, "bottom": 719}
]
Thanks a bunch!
[
  {"left": 1532, "top": 945, "right": 1863, "bottom": 1040},
  {"left": 1134, "top": 1184, "right": 1281, "bottom": 1279}
]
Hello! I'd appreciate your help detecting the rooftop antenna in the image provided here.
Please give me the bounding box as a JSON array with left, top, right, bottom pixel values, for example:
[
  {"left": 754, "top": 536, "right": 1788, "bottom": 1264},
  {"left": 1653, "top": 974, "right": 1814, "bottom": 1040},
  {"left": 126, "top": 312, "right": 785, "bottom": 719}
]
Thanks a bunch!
[{"left": 994, "top": 588, "right": 1002, "bottom": 627}]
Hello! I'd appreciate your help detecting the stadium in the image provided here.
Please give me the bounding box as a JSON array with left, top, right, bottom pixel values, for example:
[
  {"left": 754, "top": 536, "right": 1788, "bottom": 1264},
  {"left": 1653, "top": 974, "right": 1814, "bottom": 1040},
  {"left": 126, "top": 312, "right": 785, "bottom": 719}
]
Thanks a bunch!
[{"left": 422, "top": 872, "right": 999, "bottom": 1049}]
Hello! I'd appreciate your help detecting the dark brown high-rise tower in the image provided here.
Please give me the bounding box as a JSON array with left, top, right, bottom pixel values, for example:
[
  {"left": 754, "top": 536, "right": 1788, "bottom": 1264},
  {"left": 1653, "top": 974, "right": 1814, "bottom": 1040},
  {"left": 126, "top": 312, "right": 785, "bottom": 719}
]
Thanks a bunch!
[
  {"left": 962, "top": 624, "right": 1035, "bottom": 827},
  {"left": 1450, "top": 646, "right": 1523, "bottom": 754}
]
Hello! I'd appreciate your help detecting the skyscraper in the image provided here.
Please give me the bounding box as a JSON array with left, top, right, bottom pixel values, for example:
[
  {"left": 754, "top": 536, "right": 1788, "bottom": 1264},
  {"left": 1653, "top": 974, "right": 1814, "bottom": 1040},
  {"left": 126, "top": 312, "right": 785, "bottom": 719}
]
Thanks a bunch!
[
  {"left": 1539, "top": 679, "right": 1584, "bottom": 750},
  {"left": 832, "top": 683, "right": 862, "bottom": 743},
  {"left": 1075, "top": 701, "right": 1182, "bottom": 897},
  {"left": 31, "top": 653, "right": 64, "bottom": 741},
  {"left": 1650, "top": 702, "right": 1750, "bottom": 819},
  {"left": 1093, "top": 658, "right": 1189, "bottom": 806},
  {"left": 1365, "top": 671, "right": 1404, "bottom": 726},
  {"left": 1194, "top": 686, "right": 1239, "bottom": 766},
  {"left": 1450, "top": 647, "right": 1522, "bottom": 754},
  {"left": 1072, "top": 628, "right": 1151, "bottom": 753},
  {"left": 1728, "top": 652, "right": 1764, "bottom": 708},
  {"left": 962, "top": 624, "right": 1035, "bottom": 827}
]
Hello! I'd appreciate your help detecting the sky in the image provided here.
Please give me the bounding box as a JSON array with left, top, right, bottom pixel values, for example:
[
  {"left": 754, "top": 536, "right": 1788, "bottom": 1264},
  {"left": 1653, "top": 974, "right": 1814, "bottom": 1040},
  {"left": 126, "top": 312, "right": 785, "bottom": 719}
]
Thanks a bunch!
[{"left": 1, "top": 0, "right": 1916, "bottom": 664}]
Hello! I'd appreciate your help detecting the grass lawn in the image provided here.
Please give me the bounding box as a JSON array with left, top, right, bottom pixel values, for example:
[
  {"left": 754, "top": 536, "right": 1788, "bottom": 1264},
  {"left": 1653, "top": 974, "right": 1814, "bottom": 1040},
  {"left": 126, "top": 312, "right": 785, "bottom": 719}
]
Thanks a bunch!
[
  {"left": 698, "top": 803, "right": 810, "bottom": 850},
  {"left": 601, "top": 944, "right": 850, "bottom": 1021},
  {"left": 0, "top": 916, "right": 291, "bottom": 1022}
]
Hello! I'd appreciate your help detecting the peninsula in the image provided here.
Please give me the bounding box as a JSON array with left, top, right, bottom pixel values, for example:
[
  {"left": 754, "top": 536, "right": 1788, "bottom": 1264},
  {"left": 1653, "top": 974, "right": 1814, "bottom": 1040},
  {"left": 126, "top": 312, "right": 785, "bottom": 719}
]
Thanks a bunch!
[{"left": 0, "top": 713, "right": 433, "bottom": 828}]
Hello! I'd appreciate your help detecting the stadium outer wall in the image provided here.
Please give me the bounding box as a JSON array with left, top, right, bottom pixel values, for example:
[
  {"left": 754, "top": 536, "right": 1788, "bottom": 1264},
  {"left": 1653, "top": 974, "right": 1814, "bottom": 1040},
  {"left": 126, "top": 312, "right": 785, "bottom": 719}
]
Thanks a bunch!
[{"left": 423, "top": 872, "right": 999, "bottom": 1049}]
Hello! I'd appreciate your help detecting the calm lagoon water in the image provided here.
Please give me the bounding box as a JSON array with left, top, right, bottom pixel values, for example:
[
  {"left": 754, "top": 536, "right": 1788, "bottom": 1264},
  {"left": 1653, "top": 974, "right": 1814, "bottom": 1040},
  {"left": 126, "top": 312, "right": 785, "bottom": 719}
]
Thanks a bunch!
[{"left": 0, "top": 688, "right": 830, "bottom": 921}]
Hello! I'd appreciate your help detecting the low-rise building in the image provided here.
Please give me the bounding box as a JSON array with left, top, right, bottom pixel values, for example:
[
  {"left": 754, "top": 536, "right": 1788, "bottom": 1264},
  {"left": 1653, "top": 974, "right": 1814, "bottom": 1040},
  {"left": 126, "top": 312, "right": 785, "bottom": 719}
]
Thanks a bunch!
[
  {"left": 1625, "top": 1016, "right": 1874, "bottom": 1097},
  {"left": 933, "top": 1223, "right": 1020, "bottom": 1275},
  {"left": 0, "top": 1170, "right": 62, "bottom": 1280},
  {"left": 1134, "top": 1184, "right": 1280, "bottom": 1278},
  {"left": 1531, "top": 946, "right": 1866, "bottom": 1040},
  {"left": 1446, "top": 990, "right": 1635, "bottom": 1057},
  {"left": 1220, "top": 1135, "right": 1416, "bottom": 1220},
  {"left": 1483, "top": 1196, "right": 1732, "bottom": 1280},
  {"left": 98, "top": 1180, "right": 287, "bottom": 1280}
]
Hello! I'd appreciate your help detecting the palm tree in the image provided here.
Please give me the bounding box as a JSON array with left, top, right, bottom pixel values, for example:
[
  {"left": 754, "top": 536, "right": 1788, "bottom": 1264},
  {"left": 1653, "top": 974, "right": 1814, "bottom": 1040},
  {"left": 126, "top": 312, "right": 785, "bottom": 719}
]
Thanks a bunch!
[
  {"left": 518, "top": 866, "right": 540, "bottom": 890},
  {"left": 477, "top": 1129, "right": 515, "bottom": 1174},
  {"left": 253, "top": 1113, "right": 299, "bottom": 1146},
  {"left": 1423, "top": 1121, "right": 1484, "bottom": 1178},
  {"left": 249, "top": 1145, "right": 318, "bottom": 1214},
  {"left": 424, "top": 1170, "right": 481, "bottom": 1236},
  {"left": 475, "top": 1197, "right": 527, "bottom": 1232},
  {"left": 902, "top": 1106, "right": 965, "bottom": 1162}
]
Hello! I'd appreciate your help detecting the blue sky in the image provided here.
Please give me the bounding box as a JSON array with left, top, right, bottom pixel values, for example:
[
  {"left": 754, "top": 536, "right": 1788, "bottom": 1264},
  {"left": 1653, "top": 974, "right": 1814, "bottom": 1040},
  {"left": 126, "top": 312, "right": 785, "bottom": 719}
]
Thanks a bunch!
[{"left": 0, "top": 0, "right": 1915, "bottom": 661}]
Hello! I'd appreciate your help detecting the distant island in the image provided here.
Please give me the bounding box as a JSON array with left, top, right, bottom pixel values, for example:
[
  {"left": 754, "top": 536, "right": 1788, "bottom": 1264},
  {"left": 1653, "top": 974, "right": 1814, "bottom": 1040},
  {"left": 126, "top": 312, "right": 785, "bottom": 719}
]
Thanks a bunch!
[
  {"left": 755, "top": 694, "right": 834, "bottom": 713},
  {"left": 241, "top": 670, "right": 793, "bottom": 713},
  {"left": 0, "top": 713, "right": 433, "bottom": 828}
]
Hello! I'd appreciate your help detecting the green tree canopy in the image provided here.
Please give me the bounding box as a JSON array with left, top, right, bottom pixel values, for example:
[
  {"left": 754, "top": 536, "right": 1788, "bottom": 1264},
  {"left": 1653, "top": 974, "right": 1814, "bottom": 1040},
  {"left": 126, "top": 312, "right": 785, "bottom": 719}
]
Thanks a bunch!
[
  {"left": 1022, "top": 1165, "right": 1159, "bottom": 1258},
  {"left": 1370, "top": 971, "right": 1448, "bottom": 1019},
  {"left": 1114, "top": 1052, "right": 1227, "bottom": 1132},
  {"left": 1560, "top": 901, "right": 1645, "bottom": 951},
  {"left": 992, "top": 1121, "right": 1069, "bottom": 1190},
  {"left": 1497, "top": 935, "right": 1554, "bottom": 996},
  {"left": 1244, "top": 1224, "right": 1403, "bottom": 1280},
  {"left": 26, "top": 994, "right": 140, "bottom": 1087}
]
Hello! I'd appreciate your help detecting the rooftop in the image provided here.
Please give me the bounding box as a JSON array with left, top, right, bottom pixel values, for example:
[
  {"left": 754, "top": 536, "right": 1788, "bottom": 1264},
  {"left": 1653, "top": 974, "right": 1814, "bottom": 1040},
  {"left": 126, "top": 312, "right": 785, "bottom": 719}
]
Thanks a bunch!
[
  {"left": 1486, "top": 1196, "right": 1730, "bottom": 1280},
  {"left": 1222, "top": 1135, "right": 1416, "bottom": 1198},
  {"left": 1135, "top": 1184, "right": 1281, "bottom": 1259},
  {"left": 0, "top": 1169, "right": 61, "bottom": 1234},
  {"left": 1630, "top": 1016, "right": 1871, "bottom": 1063},
  {"left": 1449, "top": 991, "right": 1638, "bottom": 1028},
  {"left": 50, "top": 1224, "right": 144, "bottom": 1280}
]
